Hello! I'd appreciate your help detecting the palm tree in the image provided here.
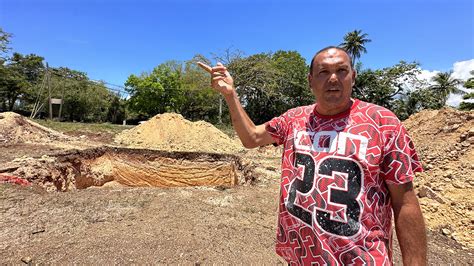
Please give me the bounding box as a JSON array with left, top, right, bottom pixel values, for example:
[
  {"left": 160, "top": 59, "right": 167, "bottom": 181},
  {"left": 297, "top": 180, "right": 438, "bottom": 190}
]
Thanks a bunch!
[
  {"left": 430, "top": 71, "right": 463, "bottom": 106},
  {"left": 339, "top": 30, "right": 371, "bottom": 66}
]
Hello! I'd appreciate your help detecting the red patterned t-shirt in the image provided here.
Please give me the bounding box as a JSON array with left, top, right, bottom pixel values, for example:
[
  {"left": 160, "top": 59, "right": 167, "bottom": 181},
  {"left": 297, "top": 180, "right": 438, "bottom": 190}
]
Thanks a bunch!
[{"left": 265, "top": 99, "right": 422, "bottom": 265}]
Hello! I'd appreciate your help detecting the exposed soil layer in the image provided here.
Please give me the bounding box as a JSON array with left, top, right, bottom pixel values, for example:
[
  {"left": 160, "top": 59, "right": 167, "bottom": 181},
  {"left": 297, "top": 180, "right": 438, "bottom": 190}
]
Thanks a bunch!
[{"left": 0, "top": 147, "right": 252, "bottom": 192}]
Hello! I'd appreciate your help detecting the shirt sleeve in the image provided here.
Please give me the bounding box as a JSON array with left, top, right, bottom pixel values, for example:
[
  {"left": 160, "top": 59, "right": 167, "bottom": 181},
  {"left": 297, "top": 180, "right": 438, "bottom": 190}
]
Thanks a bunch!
[
  {"left": 381, "top": 123, "right": 423, "bottom": 185},
  {"left": 265, "top": 110, "right": 292, "bottom": 146}
]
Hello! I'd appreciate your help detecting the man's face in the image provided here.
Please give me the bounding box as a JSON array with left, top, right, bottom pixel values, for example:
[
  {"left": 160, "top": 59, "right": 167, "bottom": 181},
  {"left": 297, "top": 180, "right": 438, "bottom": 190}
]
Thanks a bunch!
[{"left": 308, "top": 49, "right": 356, "bottom": 112}]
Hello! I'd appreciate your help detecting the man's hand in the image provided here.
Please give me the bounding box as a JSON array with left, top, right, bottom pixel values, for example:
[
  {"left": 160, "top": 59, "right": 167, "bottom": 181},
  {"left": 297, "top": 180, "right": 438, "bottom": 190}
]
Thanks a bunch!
[
  {"left": 197, "top": 62, "right": 235, "bottom": 96},
  {"left": 196, "top": 62, "right": 274, "bottom": 148}
]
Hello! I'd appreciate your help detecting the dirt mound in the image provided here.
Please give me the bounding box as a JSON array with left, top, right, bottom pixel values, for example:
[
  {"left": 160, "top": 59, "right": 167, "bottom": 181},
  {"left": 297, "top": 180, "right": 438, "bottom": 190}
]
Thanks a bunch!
[
  {"left": 0, "top": 112, "right": 69, "bottom": 144},
  {"left": 115, "top": 113, "right": 243, "bottom": 154},
  {"left": 403, "top": 107, "right": 474, "bottom": 248}
]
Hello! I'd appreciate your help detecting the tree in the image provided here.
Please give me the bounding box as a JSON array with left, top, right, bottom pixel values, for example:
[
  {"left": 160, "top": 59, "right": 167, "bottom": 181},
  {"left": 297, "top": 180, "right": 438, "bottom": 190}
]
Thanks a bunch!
[
  {"left": 272, "top": 50, "right": 312, "bottom": 108},
  {"left": 0, "top": 27, "right": 12, "bottom": 60},
  {"left": 47, "top": 67, "right": 114, "bottom": 122},
  {"left": 180, "top": 55, "right": 222, "bottom": 123},
  {"left": 354, "top": 61, "right": 420, "bottom": 111},
  {"left": 125, "top": 62, "right": 184, "bottom": 117},
  {"left": 229, "top": 50, "right": 310, "bottom": 124},
  {"left": 430, "top": 71, "right": 463, "bottom": 106},
  {"left": 107, "top": 93, "right": 126, "bottom": 123},
  {"left": 339, "top": 30, "right": 371, "bottom": 65},
  {"left": 393, "top": 87, "right": 441, "bottom": 120},
  {"left": 229, "top": 53, "right": 278, "bottom": 124},
  {"left": 0, "top": 53, "right": 45, "bottom": 111},
  {"left": 459, "top": 70, "right": 474, "bottom": 110}
]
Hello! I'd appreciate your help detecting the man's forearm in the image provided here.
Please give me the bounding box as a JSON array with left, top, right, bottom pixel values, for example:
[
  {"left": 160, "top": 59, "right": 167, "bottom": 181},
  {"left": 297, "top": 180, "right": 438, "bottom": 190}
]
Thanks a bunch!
[
  {"left": 223, "top": 90, "right": 259, "bottom": 148},
  {"left": 394, "top": 201, "right": 427, "bottom": 265}
]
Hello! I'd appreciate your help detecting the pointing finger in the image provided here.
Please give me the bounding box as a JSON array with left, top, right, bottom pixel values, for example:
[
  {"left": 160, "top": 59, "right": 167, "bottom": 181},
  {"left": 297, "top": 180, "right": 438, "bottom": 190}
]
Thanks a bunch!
[{"left": 197, "top": 62, "right": 212, "bottom": 73}]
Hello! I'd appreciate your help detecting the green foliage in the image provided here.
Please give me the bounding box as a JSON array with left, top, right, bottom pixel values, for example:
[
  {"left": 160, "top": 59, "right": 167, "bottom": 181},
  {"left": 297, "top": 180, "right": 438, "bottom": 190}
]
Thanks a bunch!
[
  {"left": 429, "top": 71, "right": 463, "bottom": 106},
  {"left": 107, "top": 95, "right": 127, "bottom": 123},
  {"left": 393, "top": 88, "right": 441, "bottom": 120},
  {"left": 272, "top": 51, "right": 312, "bottom": 108},
  {"left": 340, "top": 30, "right": 371, "bottom": 65},
  {"left": 354, "top": 61, "right": 420, "bottom": 110},
  {"left": 125, "top": 62, "right": 184, "bottom": 117},
  {"left": 48, "top": 67, "right": 114, "bottom": 122},
  {"left": 459, "top": 71, "right": 474, "bottom": 110},
  {"left": 0, "top": 27, "right": 12, "bottom": 59},
  {"left": 229, "top": 50, "right": 310, "bottom": 124},
  {"left": 0, "top": 53, "right": 45, "bottom": 111},
  {"left": 180, "top": 56, "right": 221, "bottom": 123}
]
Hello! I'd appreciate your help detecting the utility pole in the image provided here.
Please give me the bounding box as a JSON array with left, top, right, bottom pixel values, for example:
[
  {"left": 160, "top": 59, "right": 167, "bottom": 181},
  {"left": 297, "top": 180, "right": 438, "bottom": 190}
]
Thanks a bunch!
[
  {"left": 47, "top": 63, "right": 52, "bottom": 120},
  {"left": 58, "top": 83, "right": 65, "bottom": 120}
]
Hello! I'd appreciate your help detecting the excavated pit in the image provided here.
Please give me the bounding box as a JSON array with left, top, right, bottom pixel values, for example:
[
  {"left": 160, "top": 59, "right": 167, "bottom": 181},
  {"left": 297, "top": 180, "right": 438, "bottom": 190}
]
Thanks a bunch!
[{"left": 1, "top": 147, "right": 251, "bottom": 192}]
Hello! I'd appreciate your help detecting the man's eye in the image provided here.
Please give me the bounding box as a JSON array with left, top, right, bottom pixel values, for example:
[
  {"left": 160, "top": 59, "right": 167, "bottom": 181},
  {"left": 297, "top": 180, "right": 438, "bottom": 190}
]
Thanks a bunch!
[
  {"left": 318, "top": 70, "right": 328, "bottom": 75},
  {"left": 338, "top": 68, "right": 348, "bottom": 73}
]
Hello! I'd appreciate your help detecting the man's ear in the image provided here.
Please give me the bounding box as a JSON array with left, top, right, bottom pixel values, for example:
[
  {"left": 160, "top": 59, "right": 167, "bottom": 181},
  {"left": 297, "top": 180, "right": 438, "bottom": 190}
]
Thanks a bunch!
[
  {"left": 308, "top": 73, "right": 312, "bottom": 85},
  {"left": 352, "top": 69, "right": 357, "bottom": 86}
]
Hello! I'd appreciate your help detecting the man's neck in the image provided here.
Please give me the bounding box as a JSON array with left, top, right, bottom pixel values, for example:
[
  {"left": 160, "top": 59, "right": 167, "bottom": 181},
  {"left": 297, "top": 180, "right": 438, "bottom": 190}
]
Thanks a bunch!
[{"left": 316, "top": 99, "right": 354, "bottom": 116}]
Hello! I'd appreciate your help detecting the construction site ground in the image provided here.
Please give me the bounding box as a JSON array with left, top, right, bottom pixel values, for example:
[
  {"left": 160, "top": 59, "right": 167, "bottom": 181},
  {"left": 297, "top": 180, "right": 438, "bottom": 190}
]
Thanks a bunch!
[{"left": 1, "top": 110, "right": 473, "bottom": 264}]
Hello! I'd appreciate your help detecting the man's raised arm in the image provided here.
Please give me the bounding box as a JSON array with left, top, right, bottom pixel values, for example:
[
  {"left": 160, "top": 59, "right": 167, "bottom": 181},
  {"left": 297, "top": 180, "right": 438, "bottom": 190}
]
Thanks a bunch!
[{"left": 197, "top": 62, "right": 274, "bottom": 148}]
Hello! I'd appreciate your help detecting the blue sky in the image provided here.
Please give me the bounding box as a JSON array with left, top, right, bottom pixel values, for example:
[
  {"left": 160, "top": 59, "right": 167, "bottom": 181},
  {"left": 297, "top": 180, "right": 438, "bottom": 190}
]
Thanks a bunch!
[{"left": 1, "top": 0, "right": 473, "bottom": 91}]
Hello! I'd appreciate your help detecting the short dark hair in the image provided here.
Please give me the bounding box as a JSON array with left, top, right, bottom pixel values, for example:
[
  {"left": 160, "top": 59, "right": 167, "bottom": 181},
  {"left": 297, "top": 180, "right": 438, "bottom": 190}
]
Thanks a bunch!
[{"left": 309, "top": 46, "right": 353, "bottom": 75}]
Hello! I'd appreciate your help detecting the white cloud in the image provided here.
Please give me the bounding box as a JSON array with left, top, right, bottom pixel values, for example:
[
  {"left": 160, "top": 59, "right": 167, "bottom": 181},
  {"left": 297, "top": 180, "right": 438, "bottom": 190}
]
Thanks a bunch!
[
  {"left": 452, "top": 59, "right": 474, "bottom": 80},
  {"left": 417, "top": 69, "right": 439, "bottom": 86},
  {"left": 415, "top": 59, "right": 474, "bottom": 107},
  {"left": 448, "top": 59, "right": 474, "bottom": 107}
]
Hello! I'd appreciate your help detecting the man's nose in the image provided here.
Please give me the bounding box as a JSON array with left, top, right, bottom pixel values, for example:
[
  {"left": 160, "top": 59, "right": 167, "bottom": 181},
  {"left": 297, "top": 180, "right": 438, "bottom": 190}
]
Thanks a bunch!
[{"left": 329, "top": 72, "right": 338, "bottom": 83}]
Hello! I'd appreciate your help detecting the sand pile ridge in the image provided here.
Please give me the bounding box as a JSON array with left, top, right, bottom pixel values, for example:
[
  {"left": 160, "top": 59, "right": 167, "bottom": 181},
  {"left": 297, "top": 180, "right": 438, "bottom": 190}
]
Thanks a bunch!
[{"left": 115, "top": 113, "right": 243, "bottom": 154}]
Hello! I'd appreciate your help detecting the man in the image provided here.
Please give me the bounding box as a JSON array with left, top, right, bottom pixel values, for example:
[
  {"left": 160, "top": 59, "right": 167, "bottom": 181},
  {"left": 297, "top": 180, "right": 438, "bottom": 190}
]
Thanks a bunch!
[{"left": 198, "top": 46, "right": 427, "bottom": 265}]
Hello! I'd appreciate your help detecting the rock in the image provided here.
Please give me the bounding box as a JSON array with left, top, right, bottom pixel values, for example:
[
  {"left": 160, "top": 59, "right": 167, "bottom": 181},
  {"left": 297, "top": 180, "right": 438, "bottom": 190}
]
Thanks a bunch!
[
  {"left": 418, "top": 186, "right": 446, "bottom": 203},
  {"left": 469, "top": 137, "right": 474, "bottom": 145},
  {"left": 21, "top": 257, "right": 32, "bottom": 264},
  {"left": 460, "top": 133, "right": 468, "bottom": 142},
  {"left": 442, "top": 228, "right": 451, "bottom": 236},
  {"left": 425, "top": 164, "right": 434, "bottom": 170},
  {"left": 452, "top": 181, "right": 465, "bottom": 189},
  {"left": 461, "top": 141, "right": 470, "bottom": 148},
  {"left": 468, "top": 128, "right": 474, "bottom": 137},
  {"left": 444, "top": 170, "right": 454, "bottom": 178}
]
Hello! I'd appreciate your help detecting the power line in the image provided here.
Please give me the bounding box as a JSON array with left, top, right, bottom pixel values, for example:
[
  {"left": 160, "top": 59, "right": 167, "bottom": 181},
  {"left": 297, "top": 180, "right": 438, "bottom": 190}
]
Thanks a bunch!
[{"left": 48, "top": 70, "right": 129, "bottom": 95}]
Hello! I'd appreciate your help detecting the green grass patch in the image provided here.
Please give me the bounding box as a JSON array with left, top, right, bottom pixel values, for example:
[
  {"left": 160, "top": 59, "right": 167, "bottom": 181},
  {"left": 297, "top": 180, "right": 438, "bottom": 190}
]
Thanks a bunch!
[
  {"left": 214, "top": 123, "right": 236, "bottom": 138},
  {"left": 34, "top": 119, "right": 133, "bottom": 134}
]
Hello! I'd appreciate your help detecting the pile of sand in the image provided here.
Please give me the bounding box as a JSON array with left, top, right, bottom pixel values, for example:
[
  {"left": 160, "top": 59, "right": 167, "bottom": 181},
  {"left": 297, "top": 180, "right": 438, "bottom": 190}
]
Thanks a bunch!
[
  {"left": 403, "top": 107, "right": 474, "bottom": 248},
  {"left": 0, "top": 112, "right": 69, "bottom": 145},
  {"left": 115, "top": 113, "right": 243, "bottom": 154}
]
